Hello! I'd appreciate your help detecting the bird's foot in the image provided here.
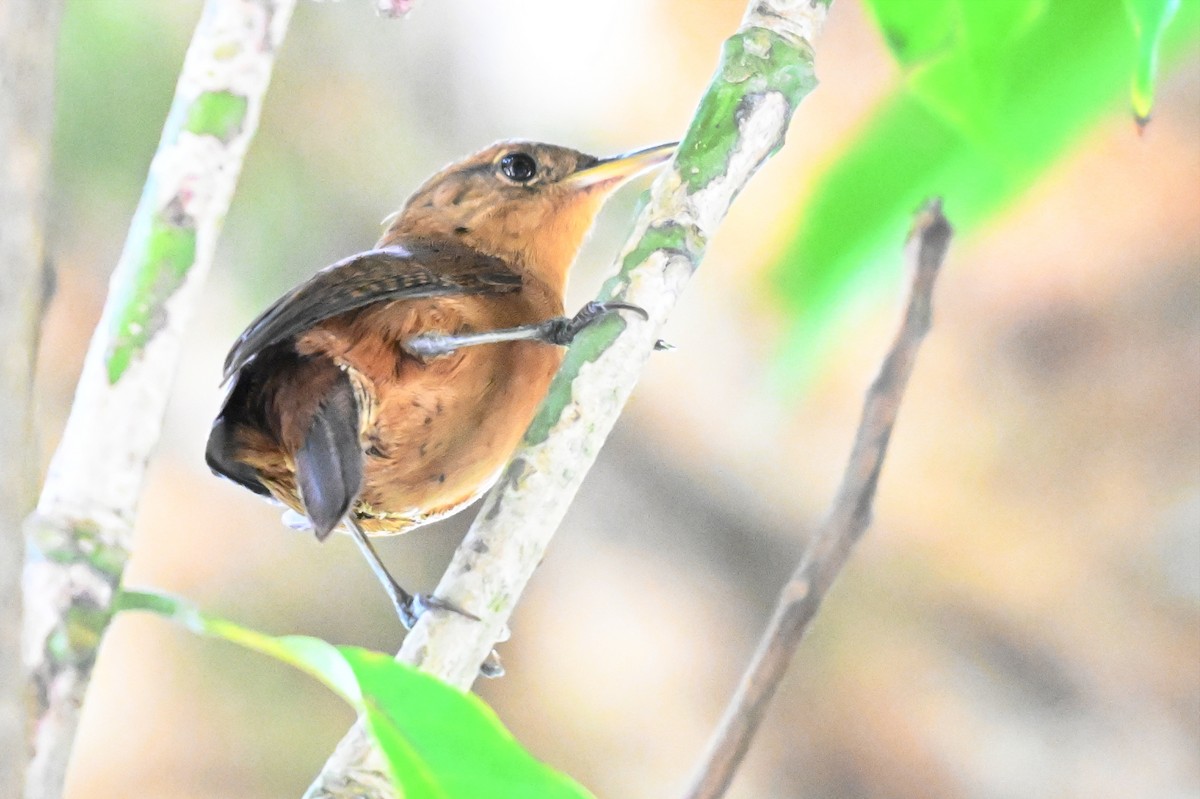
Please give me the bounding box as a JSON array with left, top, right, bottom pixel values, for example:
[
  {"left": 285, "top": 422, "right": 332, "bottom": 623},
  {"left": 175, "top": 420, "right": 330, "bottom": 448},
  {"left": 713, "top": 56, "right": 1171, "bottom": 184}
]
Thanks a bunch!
[
  {"left": 395, "top": 590, "right": 505, "bottom": 679},
  {"left": 540, "top": 301, "right": 649, "bottom": 346},
  {"left": 394, "top": 590, "right": 480, "bottom": 631}
]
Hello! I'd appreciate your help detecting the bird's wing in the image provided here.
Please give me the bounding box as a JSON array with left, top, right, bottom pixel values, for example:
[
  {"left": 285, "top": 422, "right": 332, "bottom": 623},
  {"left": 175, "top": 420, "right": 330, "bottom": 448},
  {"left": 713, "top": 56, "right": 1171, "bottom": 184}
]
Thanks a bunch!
[{"left": 222, "top": 243, "right": 522, "bottom": 380}]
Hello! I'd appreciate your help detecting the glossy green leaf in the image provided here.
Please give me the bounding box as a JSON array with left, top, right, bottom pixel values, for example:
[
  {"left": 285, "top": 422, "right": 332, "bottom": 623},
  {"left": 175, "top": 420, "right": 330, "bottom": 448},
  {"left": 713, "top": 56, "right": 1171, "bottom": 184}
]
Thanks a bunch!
[
  {"left": 116, "top": 590, "right": 593, "bottom": 799},
  {"left": 862, "top": 0, "right": 957, "bottom": 66},
  {"left": 345, "top": 648, "right": 595, "bottom": 798},
  {"left": 769, "top": 0, "right": 1199, "bottom": 378}
]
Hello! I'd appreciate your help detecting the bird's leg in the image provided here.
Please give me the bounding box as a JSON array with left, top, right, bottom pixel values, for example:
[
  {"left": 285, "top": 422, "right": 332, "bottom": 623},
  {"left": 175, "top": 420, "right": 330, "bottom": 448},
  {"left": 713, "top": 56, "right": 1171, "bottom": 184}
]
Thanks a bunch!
[
  {"left": 347, "top": 518, "right": 503, "bottom": 677},
  {"left": 346, "top": 517, "right": 478, "bottom": 630},
  {"left": 402, "top": 301, "right": 649, "bottom": 359}
]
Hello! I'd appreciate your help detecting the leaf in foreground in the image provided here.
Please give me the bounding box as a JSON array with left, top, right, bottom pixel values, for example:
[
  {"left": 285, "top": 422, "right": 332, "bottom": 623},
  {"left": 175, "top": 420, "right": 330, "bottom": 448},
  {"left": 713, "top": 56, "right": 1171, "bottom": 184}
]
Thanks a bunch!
[{"left": 116, "top": 589, "right": 593, "bottom": 799}]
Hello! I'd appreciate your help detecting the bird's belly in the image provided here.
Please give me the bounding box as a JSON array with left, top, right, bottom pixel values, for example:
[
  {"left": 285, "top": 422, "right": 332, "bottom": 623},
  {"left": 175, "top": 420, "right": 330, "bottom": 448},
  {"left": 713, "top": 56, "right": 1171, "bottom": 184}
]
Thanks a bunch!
[{"left": 351, "top": 339, "right": 562, "bottom": 535}]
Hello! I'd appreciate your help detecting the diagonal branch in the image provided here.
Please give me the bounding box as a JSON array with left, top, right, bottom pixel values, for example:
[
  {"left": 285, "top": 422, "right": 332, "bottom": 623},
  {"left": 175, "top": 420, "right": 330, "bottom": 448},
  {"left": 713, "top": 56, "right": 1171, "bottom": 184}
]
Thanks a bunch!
[
  {"left": 303, "top": 0, "right": 834, "bottom": 794},
  {"left": 20, "top": 3, "right": 295, "bottom": 797},
  {"left": 683, "top": 200, "right": 954, "bottom": 799}
]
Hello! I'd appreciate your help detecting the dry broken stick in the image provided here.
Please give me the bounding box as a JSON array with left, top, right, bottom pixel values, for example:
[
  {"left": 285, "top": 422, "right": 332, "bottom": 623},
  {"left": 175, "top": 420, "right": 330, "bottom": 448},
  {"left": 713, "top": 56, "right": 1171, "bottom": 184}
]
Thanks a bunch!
[
  {"left": 302, "top": 0, "right": 833, "bottom": 795},
  {"left": 20, "top": 3, "right": 295, "bottom": 797},
  {"left": 682, "top": 200, "right": 954, "bottom": 799}
]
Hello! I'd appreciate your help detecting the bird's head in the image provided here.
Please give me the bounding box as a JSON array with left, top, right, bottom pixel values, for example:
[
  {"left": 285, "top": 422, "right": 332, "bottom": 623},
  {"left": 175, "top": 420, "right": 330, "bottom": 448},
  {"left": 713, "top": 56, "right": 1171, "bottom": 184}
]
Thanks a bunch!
[{"left": 383, "top": 140, "right": 675, "bottom": 293}]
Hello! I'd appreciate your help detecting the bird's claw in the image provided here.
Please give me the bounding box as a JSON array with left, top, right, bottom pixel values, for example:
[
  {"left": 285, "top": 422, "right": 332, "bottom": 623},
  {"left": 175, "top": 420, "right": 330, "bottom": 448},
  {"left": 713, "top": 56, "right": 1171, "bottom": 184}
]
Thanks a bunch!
[
  {"left": 480, "top": 649, "right": 505, "bottom": 678},
  {"left": 399, "top": 597, "right": 505, "bottom": 679},
  {"left": 397, "top": 592, "right": 480, "bottom": 631},
  {"left": 547, "top": 301, "right": 649, "bottom": 345}
]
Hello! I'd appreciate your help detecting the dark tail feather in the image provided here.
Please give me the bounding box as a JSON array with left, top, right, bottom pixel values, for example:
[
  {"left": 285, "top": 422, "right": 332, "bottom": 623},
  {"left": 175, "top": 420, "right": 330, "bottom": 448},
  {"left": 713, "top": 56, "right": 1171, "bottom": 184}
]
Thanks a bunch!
[
  {"left": 206, "top": 417, "right": 271, "bottom": 498},
  {"left": 295, "top": 373, "right": 363, "bottom": 541}
]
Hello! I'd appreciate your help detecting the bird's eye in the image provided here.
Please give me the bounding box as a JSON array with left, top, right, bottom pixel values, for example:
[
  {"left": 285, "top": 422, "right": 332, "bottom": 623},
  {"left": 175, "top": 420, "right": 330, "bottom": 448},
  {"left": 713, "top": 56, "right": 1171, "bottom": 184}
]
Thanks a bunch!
[{"left": 499, "top": 152, "right": 538, "bottom": 183}]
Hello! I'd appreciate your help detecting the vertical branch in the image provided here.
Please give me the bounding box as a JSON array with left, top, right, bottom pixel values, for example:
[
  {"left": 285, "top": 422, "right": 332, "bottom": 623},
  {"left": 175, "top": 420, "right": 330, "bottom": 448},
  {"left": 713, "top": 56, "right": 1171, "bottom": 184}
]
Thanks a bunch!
[
  {"left": 21, "top": 2, "right": 295, "bottom": 797},
  {"left": 683, "top": 201, "right": 953, "bottom": 799},
  {"left": 0, "top": 1, "right": 66, "bottom": 794},
  {"left": 303, "top": 1, "right": 834, "bottom": 794}
]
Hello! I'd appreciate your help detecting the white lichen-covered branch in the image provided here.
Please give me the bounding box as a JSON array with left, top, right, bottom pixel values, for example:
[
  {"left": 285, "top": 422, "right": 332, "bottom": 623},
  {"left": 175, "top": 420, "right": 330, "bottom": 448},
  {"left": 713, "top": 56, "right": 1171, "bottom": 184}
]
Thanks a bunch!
[
  {"left": 303, "top": 0, "right": 833, "bottom": 794},
  {"left": 21, "top": 3, "right": 295, "bottom": 797}
]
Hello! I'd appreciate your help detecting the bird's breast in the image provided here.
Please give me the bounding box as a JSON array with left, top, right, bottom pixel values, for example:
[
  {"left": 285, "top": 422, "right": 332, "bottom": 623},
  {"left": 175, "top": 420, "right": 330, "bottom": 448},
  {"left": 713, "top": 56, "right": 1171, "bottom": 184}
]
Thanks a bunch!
[{"left": 297, "top": 293, "right": 564, "bottom": 535}]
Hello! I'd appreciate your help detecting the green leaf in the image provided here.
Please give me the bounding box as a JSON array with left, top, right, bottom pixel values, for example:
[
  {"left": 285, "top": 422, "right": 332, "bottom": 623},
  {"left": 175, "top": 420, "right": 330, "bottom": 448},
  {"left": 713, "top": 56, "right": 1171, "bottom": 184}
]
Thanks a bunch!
[
  {"left": 346, "top": 648, "right": 595, "bottom": 798},
  {"left": 769, "top": 0, "right": 1200, "bottom": 378},
  {"left": 117, "top": 590, "right": 593, "bottom": 799},
  {"left": 862, "top": 0, "right": 958, "bottom": 66},
  {"left": 1124, "top": 0, "right": 1183, "bottom": 125}
]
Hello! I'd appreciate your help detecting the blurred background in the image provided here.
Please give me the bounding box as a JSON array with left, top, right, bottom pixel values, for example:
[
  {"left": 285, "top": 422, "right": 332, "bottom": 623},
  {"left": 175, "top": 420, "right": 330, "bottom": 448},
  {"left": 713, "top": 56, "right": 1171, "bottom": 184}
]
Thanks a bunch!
[{"left": 32, "top": 0, "right": 1199, "bottom": 797}]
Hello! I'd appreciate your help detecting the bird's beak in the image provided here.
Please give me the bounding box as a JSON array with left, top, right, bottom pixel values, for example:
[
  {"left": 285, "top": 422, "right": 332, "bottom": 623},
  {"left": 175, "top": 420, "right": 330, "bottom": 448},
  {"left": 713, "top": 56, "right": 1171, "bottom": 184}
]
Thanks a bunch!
[{"left": 566, "top": 142, "right": 677, "bottom": 191}]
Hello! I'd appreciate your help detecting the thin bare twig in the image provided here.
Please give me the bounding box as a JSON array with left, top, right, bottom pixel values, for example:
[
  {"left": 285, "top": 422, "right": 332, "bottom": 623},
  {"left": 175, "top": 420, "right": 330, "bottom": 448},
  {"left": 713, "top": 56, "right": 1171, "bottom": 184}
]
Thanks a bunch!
[
  {"left": 683, "top": 200, "right": 954, "bottom": 799},
  {"left": 302, "top": 1, "right": 833, "bottom": 795}
]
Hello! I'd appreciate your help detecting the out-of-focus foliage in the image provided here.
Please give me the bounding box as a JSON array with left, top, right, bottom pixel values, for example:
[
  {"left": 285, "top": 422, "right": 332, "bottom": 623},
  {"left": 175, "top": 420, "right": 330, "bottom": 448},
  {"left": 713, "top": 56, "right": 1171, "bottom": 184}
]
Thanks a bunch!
[
  {"left": 53, "top": 4, "right": 190, "bottom": 201},
  {"left": 1126, "top": 0, "right": 1183, "bottom": 122},
  {"left": 769, "top": 0, "right": 1199, "bottom": 373},
  {"left": 118, "top": 590, "right": 593, "bottom": 799}
]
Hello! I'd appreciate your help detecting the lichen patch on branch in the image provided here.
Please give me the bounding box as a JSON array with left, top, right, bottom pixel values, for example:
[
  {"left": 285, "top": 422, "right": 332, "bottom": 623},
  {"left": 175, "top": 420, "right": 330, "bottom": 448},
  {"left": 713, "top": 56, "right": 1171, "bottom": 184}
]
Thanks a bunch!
[{"left": 679, "top": 26, "right": 817, "bottom": 191}]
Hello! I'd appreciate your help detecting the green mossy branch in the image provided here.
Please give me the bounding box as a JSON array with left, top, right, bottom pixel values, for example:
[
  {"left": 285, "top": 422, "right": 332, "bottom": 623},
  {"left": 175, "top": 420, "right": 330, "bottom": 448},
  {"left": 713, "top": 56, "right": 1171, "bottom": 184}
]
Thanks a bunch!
[
  {"left": 521, "top": 221, "right": 698, "bottom": 445},
  {"left": 523, "top": 314, "right": 625, "bottom": 445},
  {"left": 600, "top": 221, "right": 698, "bottom": 298},
  {"left": 184, "top": 89, "right": 249, "bottom": 140},
  {"left": 106, "top": 210, "right": 198, "bottom": 383},
  {"left": 679, "top": 27, "right": 818, "bottom": 191},
  {"left": 103, "top": 87, "right": 251, "bottom": 385}
]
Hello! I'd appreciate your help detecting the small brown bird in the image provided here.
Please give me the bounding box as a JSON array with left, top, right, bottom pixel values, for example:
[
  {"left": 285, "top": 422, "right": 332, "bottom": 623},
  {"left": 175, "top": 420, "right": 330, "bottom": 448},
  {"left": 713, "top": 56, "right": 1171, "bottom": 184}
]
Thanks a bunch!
[{"left": 207, "top": 140, "right": 673, "bottom": 625}]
